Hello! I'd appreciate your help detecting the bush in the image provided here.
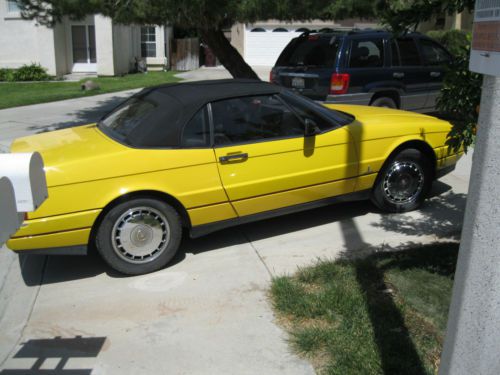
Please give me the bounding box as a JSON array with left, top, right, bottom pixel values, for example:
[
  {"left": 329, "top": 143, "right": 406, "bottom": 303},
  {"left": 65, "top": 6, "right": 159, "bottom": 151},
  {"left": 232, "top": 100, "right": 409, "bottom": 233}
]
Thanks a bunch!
[
  {"left": 11, "top": 63, "right": 50, "bottom": 81},
  {"left": 427, "top": 30, "right": 482, "bottom": 153},
  {"left": 0, "top": 68, "right": 15, "bottom": 82},
  {"left": 437, "top": 53, "right": 482, "bottom": 153}
]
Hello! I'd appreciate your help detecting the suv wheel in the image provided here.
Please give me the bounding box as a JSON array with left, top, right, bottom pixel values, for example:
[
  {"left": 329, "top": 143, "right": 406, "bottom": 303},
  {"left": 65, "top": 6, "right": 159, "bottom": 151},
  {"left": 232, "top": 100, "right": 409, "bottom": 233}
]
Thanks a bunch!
[{"left": 371, "top": 97, "right": 397, "bottom": 109}]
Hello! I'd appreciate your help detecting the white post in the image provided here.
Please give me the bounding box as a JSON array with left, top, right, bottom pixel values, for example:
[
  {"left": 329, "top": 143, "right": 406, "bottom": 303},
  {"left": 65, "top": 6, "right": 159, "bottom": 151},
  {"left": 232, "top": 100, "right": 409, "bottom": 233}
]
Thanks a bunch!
[
  {"left": 439, "top": 75, "right": 500, "bottom": 374},
  {"left": 94, "top": 15, "right": 115, "bottom": 76}
]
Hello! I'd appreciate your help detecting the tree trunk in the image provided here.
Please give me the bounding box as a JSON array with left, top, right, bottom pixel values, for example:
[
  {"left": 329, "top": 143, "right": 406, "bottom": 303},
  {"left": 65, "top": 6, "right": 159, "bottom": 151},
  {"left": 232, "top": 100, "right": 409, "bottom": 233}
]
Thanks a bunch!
[{"left": 200, "top": 28, "right": 260, "bottom": 80}]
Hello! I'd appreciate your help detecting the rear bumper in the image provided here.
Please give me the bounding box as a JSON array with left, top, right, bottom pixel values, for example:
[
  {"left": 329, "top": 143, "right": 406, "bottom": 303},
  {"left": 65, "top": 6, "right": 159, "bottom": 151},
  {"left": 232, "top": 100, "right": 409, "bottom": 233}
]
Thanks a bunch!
[{"left": 325, "top": 92, "right": 372, "bottom": 106}]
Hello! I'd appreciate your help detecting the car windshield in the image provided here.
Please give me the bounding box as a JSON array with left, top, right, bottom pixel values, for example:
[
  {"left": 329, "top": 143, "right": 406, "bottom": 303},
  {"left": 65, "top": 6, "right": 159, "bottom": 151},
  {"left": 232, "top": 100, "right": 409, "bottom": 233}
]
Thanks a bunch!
[
  {"left": 276, "top": 36, "right": 341, "bottom": 67},
  {"left": 98, "top": 90, "right": 183, "bottom": 148}
]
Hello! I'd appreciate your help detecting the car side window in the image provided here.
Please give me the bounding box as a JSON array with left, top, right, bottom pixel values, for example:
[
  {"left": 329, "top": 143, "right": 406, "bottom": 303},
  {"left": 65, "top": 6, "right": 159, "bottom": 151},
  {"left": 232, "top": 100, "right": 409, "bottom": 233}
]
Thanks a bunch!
[
  {"left": 349, "top": 39, "right": 384, "bottom": 68},
  {"left": 211, "top": 95, "right": 304, "bottom": 146},
  {"left": 420, "top": 39, "right": 451, "bottom": 66},
  {"left": 181, "top": 107, "right": 210, "bottom": 148},
  {"left": 396, "top": 38, "right": 421, "bottom": 66},
  {"left": 279, "top": 93, "right": 336, "bottom": 132}
]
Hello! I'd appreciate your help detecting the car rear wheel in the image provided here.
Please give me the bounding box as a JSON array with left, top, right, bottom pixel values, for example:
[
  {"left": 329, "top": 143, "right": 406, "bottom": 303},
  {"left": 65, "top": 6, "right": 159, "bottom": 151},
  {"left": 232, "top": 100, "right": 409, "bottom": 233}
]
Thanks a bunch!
[
  {"left": 371, "top": 149, "right": 432, "bottom": 213},
  {"left": 371, "top": 97, "right": 397, "bottom": 109},
  {"left": 96, "top": 198, "right": 182, "bottom": 275}
]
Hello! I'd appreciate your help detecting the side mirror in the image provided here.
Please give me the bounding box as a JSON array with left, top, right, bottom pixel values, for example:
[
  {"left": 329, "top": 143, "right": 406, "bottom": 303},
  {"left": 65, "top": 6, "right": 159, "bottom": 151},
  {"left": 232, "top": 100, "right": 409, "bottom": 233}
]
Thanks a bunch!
[{"left": 304, "top": 118, "right": 320, "bottom": 137}]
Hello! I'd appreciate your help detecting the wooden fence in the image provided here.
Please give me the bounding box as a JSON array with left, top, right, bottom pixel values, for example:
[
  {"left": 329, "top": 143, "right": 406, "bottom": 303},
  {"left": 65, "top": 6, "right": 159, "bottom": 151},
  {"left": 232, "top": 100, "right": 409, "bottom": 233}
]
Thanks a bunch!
[{"left": 171, "top": 38, "right": 200, "bottom": 71}]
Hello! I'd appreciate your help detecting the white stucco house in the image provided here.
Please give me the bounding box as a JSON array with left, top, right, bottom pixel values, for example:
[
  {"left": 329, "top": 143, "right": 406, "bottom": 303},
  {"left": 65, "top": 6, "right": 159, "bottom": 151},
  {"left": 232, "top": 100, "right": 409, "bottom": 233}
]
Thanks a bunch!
[{"left": 0, "top": 0, "right": 171, "bottom": 76}]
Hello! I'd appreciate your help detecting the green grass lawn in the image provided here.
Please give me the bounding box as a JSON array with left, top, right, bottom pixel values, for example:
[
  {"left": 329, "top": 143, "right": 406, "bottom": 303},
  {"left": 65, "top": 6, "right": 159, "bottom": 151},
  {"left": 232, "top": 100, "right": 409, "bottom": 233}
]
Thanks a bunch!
[
  {"left": 271, "top": 243, "right": 458, "bottom": 375},
  {"left": 0, "top": 71, "right": 182, "bottom": 110}
]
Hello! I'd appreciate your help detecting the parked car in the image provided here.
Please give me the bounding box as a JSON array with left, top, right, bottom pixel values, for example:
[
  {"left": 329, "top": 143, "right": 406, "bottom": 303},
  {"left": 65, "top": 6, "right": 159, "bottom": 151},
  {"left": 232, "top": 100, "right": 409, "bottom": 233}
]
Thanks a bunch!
[
  {"left": 270, "top": 30, "right": 453, "bottom": 113},
  {"left": 7, "top": 80, "right": 461, "bottom": 275}
]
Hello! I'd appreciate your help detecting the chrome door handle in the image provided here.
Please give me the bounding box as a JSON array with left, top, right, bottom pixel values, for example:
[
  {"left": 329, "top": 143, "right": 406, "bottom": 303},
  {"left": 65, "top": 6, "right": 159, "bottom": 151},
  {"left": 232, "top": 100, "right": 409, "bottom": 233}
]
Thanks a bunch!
[
  {"left": 393, "top": 72, "right": 405, "bottom": 78},
  {"left": 430, "top": 71, "right": 441, "bottom": 77},
  {"left": 219, "top": 153, "right": 248, "bottom": 163}
]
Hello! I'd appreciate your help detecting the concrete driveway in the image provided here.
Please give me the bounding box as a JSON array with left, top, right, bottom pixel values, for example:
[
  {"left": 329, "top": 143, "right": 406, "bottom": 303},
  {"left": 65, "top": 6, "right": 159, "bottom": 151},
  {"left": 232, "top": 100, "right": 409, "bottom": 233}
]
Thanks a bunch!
[{"left": 0, "top": 91, "right": 471, "bottom": 374}]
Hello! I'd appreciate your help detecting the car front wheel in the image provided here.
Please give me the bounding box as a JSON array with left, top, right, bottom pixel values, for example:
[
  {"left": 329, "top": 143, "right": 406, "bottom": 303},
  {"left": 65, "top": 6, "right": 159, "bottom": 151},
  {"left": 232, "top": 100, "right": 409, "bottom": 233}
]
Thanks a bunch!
[
  {"left": 371, "top": 149, "right": 432, "bottom": 213},
  {"left": 96, "top": 198, "right": 182, "bottom": 275}
]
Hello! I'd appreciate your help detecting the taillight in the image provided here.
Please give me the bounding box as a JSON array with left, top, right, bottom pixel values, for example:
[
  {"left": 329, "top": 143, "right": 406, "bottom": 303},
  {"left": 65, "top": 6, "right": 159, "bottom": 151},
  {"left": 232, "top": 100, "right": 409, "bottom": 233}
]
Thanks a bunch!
[
  {"left": 269, "top": 69, "right": 276, "bottom": 83},
  {"left": 330, "top": 73, "right": 350, "bottom": 95}
]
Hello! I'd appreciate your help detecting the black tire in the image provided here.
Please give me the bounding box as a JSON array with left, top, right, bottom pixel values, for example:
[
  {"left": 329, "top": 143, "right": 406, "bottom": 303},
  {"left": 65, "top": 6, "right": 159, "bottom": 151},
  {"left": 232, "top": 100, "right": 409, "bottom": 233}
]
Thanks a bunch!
[
  {"left": 95, "top": 198, "right": 182, "bottom": 275},
  {"left": 371, "top": 97, "right": 397, "bottom": 109},
  {"left": 371, "top": 149, "right": 433, "bottom": 213}
]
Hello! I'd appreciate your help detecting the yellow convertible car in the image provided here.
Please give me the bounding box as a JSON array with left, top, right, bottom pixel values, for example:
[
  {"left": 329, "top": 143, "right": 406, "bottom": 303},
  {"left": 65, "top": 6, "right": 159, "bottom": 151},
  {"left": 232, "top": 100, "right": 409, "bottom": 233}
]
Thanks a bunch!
[{"left": 7, "top": 80, "right": 461, "bottom": 274}]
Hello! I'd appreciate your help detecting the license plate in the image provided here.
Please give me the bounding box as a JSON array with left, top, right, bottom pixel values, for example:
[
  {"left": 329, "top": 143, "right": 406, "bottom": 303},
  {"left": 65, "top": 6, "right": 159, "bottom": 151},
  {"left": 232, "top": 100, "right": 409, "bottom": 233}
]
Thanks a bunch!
[{"left": 291, "top": 77, "right": 305, "bottom": 89}]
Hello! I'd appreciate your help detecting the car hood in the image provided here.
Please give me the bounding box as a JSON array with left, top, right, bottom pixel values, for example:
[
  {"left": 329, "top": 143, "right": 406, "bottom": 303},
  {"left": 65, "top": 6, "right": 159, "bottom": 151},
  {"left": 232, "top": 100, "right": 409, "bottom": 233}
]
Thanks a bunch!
[
  {"left": 324, "top": 104, "right": 452, "bottom": 138},
  {"left": 11, "top": 124, "right": 215, "bottom": 188}
]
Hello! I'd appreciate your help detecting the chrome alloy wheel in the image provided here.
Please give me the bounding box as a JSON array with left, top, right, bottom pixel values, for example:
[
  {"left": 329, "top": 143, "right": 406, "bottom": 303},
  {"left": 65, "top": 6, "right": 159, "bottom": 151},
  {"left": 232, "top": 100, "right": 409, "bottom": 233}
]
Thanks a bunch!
[
  {"left": 111, "top": 207, "right": 170, "bottom": 264},
  {"left": 383, "top": 161, "right": 425, "bottom": 204}
]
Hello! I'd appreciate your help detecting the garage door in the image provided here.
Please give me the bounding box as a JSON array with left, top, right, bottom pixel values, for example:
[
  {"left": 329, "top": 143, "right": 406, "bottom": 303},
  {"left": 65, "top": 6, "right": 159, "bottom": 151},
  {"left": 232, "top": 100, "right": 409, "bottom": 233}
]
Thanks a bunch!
[{"left": 244, "top": 27, "right": 302, "bottom": 66}]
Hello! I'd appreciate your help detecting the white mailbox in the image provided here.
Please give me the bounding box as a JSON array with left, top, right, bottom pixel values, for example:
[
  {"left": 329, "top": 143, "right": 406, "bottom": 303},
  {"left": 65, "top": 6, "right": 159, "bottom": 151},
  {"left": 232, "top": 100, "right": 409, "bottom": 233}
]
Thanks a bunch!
[
  {"left": 0, "top": 176, "right": 23, "bottom": 246},
  {"left": 0, "top": 152, "right": 48, "bottom": 212}
]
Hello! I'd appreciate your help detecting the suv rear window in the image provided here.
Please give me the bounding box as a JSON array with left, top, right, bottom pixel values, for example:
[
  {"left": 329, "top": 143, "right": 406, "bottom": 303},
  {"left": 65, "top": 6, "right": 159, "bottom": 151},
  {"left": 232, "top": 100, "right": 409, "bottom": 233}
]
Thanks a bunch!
[{"left": 276, "top": 36, "right": 340, "bottom": 67}]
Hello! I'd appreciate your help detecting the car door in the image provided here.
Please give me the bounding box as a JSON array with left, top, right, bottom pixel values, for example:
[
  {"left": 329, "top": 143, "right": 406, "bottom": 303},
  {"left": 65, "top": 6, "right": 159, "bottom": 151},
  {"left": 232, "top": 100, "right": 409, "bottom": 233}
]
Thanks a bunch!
[
  {"left": 390, "top": 37, "right": 428, "bottom": 111},
  {"left": 211, "top": 94, "right": 358, "bottom": 217},
  {"left": 418, "top": 38, "right": 452, "bottom": 110}
]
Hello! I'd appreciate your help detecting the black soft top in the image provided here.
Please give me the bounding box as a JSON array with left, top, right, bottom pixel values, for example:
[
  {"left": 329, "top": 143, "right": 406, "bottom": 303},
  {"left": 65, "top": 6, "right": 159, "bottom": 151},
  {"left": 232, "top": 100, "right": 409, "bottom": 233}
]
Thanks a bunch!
[
  {"left": 149, "top": 79, "right": 283, "bottom": 106},
  {"left": 100, "top": 79, "right": 285, "bottom": 148}
]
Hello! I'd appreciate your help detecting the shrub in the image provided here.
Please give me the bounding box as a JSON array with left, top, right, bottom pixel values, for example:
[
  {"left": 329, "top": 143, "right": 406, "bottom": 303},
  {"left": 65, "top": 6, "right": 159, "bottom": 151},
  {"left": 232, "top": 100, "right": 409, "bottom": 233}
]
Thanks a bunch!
[
  {"left": 427, "top": 30, "right": 482, "bottom": 153},
  {"left": 11, "top": 63, "right": 50, "bottom": 81},
  {"left": 0, "top": 68, "right": 15, "bottom": 82},
  {"left": 437, "top": 52, "right": 482, "bottom": 153}
]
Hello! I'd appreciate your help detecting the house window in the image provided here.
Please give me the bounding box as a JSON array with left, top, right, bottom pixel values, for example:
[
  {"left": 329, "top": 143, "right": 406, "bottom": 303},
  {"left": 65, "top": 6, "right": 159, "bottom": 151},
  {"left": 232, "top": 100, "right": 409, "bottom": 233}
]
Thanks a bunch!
[
  {"left": 7, "top": 0, "right": 20, "bottom": 12},
  {"left": 141, "top": 26, "right": 156, "bottom": 58}
]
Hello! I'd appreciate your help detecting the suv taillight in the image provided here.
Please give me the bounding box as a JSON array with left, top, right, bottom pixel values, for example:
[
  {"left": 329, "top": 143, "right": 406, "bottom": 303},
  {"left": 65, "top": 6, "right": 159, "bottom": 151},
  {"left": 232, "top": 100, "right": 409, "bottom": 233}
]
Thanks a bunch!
[
  {"left": 269, "top": 69, "right": 276, "bottom": 83},
  {"left": 330, "top": 73, "right": 350, "bottom": 95}
]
